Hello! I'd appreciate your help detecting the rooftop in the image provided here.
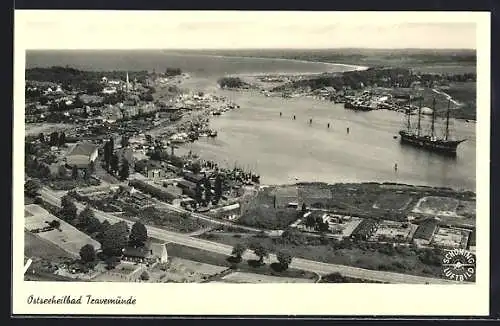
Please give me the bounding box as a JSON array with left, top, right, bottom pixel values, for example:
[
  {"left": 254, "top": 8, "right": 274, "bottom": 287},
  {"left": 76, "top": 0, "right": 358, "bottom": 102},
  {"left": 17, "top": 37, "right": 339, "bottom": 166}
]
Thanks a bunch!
[{"left": 67, "top": 142, "right": 98, "bottom": 157}]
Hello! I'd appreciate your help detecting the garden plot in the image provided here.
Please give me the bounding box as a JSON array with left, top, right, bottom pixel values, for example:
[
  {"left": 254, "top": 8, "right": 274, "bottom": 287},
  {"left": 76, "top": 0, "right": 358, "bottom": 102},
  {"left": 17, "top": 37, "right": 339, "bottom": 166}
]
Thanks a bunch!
[
  {"left": 370, "top": 220, "right": 417, "bottom": 242},
  {"left": 216, "top": 272, "right": 315, "bottom": 283},
  {"left": 431, "top": 227, "right": 470, "bottom": 249},
  {"left": 411, "top": 196, "right": 460, "bottom": 217}
]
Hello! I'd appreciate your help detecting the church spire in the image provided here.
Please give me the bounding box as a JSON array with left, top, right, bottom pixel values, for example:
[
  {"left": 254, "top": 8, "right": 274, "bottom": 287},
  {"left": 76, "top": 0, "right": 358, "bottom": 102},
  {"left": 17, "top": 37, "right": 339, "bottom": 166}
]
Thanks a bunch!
[{"left": 126, "top": 72, "right": 129, "bottom": 93}]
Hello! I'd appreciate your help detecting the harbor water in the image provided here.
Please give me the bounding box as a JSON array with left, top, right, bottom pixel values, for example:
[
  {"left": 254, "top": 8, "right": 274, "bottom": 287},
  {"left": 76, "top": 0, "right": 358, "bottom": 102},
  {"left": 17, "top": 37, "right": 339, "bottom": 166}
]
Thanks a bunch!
[{"left": 27, "top": 50, "right": 477, "bottom": 191}]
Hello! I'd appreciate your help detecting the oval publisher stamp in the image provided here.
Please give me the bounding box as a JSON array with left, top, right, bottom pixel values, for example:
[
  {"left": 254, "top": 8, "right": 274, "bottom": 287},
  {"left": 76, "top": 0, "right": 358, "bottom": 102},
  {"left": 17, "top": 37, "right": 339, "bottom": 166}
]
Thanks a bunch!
[{"left": 442, "top": 248, "right": 476, "bottom": 282}]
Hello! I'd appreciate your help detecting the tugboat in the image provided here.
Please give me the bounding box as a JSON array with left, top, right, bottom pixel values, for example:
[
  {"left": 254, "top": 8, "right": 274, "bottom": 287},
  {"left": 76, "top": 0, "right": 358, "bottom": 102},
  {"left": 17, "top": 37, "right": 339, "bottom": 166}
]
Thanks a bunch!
[{"left": 398, "top": 97, "right": 466, "bottom": 155}]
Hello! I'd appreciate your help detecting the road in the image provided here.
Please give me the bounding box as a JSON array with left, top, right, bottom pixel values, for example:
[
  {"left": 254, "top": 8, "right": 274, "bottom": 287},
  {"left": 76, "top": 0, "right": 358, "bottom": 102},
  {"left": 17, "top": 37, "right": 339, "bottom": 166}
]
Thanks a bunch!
[{"left": 39, "top": 187, "right": 459, "bottom": 284}]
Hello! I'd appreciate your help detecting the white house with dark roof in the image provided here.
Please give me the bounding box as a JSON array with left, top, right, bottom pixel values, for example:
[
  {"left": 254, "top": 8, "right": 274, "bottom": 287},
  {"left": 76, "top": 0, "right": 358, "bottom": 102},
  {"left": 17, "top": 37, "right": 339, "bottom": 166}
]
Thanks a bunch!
[
  {"left": 66, "top": 142, "right": 98, "bottom": 168},
  {"left": 122, "top": 242, "right": 168, "bottom": 264}
]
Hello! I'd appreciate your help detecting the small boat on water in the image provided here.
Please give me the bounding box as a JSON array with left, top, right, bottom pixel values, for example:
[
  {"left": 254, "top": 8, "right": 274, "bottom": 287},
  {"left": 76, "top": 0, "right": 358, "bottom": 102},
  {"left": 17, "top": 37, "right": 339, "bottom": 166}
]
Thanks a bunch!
[{"left": 208, "top": 130, "right": 218, "bottom": 138}]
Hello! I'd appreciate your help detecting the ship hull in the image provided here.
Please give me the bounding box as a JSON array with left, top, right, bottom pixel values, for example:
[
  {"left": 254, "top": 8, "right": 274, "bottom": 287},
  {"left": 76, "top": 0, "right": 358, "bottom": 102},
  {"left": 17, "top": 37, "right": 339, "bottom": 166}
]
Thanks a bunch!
[
  {"left": 399, "top": 131, "right": 465, "bottom": 154},
  {"left": 344, "top": 102, "right": 374, "bottom": 111}
]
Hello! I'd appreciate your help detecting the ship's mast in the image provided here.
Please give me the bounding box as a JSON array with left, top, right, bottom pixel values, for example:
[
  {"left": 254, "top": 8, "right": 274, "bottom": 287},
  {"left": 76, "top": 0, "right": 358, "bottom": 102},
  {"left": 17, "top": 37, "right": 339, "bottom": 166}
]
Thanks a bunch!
[
  {"left": 431, "top": 97, "right": 436, "bottom": 139},
  {"left": 407, "top": 96, "right": 412, "bottom": 132},
  {"left": 417, "top": 97, "right": 422, "bottom": 137},
  {"left": 445, "top": 99, "right": 451, "bottom": 140}
]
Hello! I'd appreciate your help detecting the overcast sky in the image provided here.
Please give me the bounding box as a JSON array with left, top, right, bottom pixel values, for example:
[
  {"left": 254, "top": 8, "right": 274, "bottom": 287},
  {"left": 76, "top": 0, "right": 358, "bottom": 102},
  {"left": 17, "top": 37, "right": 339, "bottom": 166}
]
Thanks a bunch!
[{"left": 16, "top": 11, "right": 479, "bottom": 49}]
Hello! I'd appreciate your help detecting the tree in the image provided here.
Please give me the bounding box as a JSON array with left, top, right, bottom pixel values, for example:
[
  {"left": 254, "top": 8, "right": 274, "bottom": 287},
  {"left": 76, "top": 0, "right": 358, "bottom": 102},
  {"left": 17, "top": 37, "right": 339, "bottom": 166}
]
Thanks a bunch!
[
  {"left": 140, "top": 271, "right": 150, "bottom": 281},
  {"left": 58, "top": 132, "right": 66, "bottom": 146},
  {"left": 49, "top": 132, "right": 59, "bottom": 146},
  {"left": 88, "top": 161, "right": 95, "bottom": 174},
  {"left": 231, "top": 243, "right": 246, "bottom": 260},
  {"left": 214, "top": 174, "right": 223, "bottom": 203},
  {"left": 203, "top": 177, "right": 212, "bottom": 205},
  {"left": 100, "top": 221, "right": 129, "bottom": 257},
  {"left": 78, "top": 205, "right": 95, "bottom": 228},
  {"left": 118, "top": 159, "right": 130, "bottom": 181},
  {"left": 190, "top": 161, "right": 201, "bottom": 174},
  {"left": 79, "top": 244, "right": 96, "bottom": 263},
  {"left": 24, "top": 179, "right": 40, "bottom": 197},
  {"left": 277, "top": 250, "right": 293, "bottom": 270},
  {"left": 103, "top": 141, "right": 111, "bottom": 171},
  {"left": 38, "top": 132, "right": 45, "bottom": 142},
  {"left": 253, "top": 244, "right": 269, "bottom": 264},
  {"left": 60, "top": 195, "right": 77, "bottom": 221},
  {"left": 48, "top": 220, "right": 61, "bottom": 229},
  {"left": 129, "top": 221, "right": 148, "bottom": 247},
  {"left": 121, "top": 136, "right": 129, "bottom": 148},
  {"left": 110, "top": 153, "right": 119, "bottom": 174},
  {"left": 195, "top": 183, "right": 203, "bottom": 204},
  {"left": 71, "top": 165, "right": 79, "bottom": 179},
  {"left": 301, "top": 203, "right": 307, "bottom": 214},
  {"left": 316, "top": 221, "right": 330, "bottom": 233},
  {"left": 86, "top": 217, "right": 102, "bottom": 234},
  {"left": 304, "top": 214, "right": 316, "bottom": 229},
  {"left": 57, "top": 165, "right": 67, "bottom": 178}
]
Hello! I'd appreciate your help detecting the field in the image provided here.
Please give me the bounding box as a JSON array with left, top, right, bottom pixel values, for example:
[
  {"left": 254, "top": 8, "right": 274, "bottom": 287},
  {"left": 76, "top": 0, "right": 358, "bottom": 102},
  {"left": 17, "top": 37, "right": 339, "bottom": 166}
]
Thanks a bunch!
[
  {"left": 24, "top": 231, "right": 76, "bottom": 282},
  {"left": 25, "top": 204, "right": 101, "bottom": 256},
  {"left": 383, "top": 85, "right": 476, "bottom": 120},
  {"left": 197, "top": 232, "right": 445, "bottom": 278},
  {"left": 441, "top": 82, "right": 476, "bottom": 120},
  {"left": 216, "top": 272, "right": 315, "bottom": 283},
  {"left": 25, "top": 231, "right": 75, "bottom": 260},
  {"left": 293, "top": 182, "right": 475, "bottom": 223},
  {"left": 412, "top": 196, "right": 460, "bottom": 217},
  {"left": 25, "top": 123, "right": 73, "bottom": 136},
  {"left": 372, "top": 193, "right": 413, "bottom": 211}
]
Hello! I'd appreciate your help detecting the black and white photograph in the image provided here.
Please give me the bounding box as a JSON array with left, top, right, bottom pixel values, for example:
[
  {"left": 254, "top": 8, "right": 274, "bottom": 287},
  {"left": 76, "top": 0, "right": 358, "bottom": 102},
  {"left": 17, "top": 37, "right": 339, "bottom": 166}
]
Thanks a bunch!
[{"left": 13, "top": 10, "right": 490, "bottom": 316}]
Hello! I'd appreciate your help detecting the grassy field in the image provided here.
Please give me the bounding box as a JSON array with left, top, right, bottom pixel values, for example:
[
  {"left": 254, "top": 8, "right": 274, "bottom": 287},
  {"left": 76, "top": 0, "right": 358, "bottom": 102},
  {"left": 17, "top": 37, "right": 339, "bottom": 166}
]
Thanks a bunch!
[
  {"left": 24, "top": 231, "right": 77, "bottom": 281},
  {"left": 25, "top": 231, "right": 76, "bottom": 260},
  {"left": 414, "top": 196, "right": 460, "bottom": 214},
  {"left": 165, "top": 242, "right": 317, "bottom": 281},
  {"left": 196, "top": 232, "right": 446, "bottom": 279},
  {"left": 296, "top": 182, "right": 475, "bottom": 222}
]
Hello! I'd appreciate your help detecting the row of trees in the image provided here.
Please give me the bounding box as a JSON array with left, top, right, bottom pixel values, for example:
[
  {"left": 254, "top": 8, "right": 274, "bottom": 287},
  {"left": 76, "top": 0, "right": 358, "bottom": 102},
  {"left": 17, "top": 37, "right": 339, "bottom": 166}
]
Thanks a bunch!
[
  {"left": 40, "top": 131, "right": 66, "bottom": 147},
  {"left": 78, "top": 220, "right": 148, "bottom": 264},
  {"left": 273, "top": 68, "right": 476, "bottom": 93},
  {"left": 58, "top": 194, "right": 149, "bottom": 260},
  {"left": 103, "top": 138, "right": 130, "bottom": 181},
  {"left": 25, "top": 67, "right": 149, "bottom": 93},
  {"left": 230, "top": 242, "right": 293, "bottom": 270}
]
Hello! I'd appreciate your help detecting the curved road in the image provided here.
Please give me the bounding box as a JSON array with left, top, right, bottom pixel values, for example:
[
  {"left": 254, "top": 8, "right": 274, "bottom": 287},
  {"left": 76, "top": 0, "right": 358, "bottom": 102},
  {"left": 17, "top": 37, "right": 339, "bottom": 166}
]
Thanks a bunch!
[{"left": 39, "top": 187, "right": 460, "bottom": 284}]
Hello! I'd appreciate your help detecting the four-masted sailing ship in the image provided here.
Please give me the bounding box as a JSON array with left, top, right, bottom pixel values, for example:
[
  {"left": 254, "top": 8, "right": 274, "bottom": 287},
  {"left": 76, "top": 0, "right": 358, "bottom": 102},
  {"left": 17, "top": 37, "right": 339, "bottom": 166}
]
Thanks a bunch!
[{"left": 398, "top": 97, "right": 466, "bottom": 155}]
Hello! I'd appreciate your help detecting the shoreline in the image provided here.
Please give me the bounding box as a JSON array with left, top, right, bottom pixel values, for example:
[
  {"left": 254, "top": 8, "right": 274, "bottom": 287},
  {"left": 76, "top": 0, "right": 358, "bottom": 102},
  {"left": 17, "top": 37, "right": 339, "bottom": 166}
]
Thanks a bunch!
[
  {"left": 168, "top": 51, "right": 370, "bottom": 73},
  {"left": 260, "top": 181, "right": 475, "bottom": 193}
]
